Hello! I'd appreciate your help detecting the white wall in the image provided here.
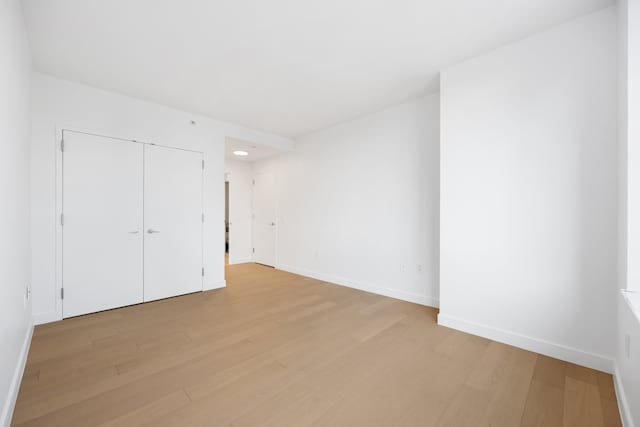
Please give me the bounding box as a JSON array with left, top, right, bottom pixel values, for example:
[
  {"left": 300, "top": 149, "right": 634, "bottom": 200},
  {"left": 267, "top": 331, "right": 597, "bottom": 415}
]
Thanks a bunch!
[
  {"left": 617, "top": 1, "right": 640, "bottom": 425},
  {"left": 630, "top": 0, "right": 640, "bottom": 290},
  {"left": 439, "top": 8, "right": 618, "bottom": 372},
  {"left": 0, "top": 1, "right": 33, "bottom": 425},
  {"left": 254, "top": 94, "right": 440, "bottom": 306},
  {"left": 617, "top": 294, "right": 640, "bottom": 427},
  {"left": 225, "top": 159, "right": 254, "bottom": 264},
  {"left": 31, "top": 73, "right": 293, "bottom": 324},
  {"left": 620, "top": 0, "right": 640, "bottom": 293},
  {"left": 618, "top": 0, "right": 629, "bottom": 296}
]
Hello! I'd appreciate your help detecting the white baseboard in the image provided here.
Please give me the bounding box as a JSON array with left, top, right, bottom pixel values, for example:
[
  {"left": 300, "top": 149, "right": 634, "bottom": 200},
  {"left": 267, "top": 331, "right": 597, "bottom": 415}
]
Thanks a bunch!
[
  {"left": 613, "top": 362, "right": 635, "bottom": 427},
  {"left": 204, "top": 280, "right": 226, "bottom": 291},
  {"left": 437, "top": 313, "right": 613, "bottom": 373},
  {"left": 34, "top": 282, "right": 229, "bottom": 325},
  {"left": 33, "top": 310, "right": 59, "bottom": 325},
  {"left": 276, "top": 263, "right": 439, "bottom": 308},
  {"left": 1, "top": 318, "right": 34, "bottom": 427},
  {"left": 228, "top": 258, "right": 253, "bottom": 265}
]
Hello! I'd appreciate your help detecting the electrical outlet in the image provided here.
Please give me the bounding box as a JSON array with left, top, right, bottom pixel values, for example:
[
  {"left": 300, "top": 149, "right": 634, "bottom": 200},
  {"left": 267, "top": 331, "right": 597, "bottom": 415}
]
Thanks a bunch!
[
  {"left": 400, "top": 264, "right": 406, "bottom": 273},
  {"left": 625, "top": 334, "right": 631, "bottom": 359},
  {"left": 417, "top": 264, "right": 423, "bottom": 272}
]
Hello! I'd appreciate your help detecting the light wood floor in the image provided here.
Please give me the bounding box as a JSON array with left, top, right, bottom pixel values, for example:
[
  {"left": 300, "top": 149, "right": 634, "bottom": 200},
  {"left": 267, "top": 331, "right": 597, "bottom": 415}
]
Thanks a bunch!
[{"left": 13, "top": 263, "right": 621, "bottom": 426}]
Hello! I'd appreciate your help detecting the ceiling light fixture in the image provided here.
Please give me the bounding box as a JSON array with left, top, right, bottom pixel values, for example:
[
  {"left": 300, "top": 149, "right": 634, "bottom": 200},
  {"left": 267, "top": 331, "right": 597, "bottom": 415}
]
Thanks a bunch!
[{"left": 233, "top": 150, "right": 249, "bottom": 156}]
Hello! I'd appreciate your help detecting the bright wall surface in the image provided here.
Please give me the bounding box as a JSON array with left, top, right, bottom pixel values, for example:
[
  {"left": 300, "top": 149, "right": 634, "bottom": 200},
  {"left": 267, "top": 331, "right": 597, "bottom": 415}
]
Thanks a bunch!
[
  {"left": 439, "top": 8, "right": 618, "bottom": 372},
  {"left": 225, "top": 159, "right": 254, "bottom": 264},
  {"left": 620, "top": 0, "right": 640, "bottom": 293},
  {"left": 619, "top": 0, "right": 629, "bottom": 295},
  {"left": 0, "top": 1, "right": 33, "bottom": 425},
  {"left": 617, "top": 293, "right": 640, "bottom": 427},
  {"left": 253, "top": 94, "right": 440, "bottom": 306},
  {"left": 30, "top": 73, "right": 292, "bottom": 324},
  {"left": 617, "top": 1, "right": 640, "bottom": 425},
  {"left": 630, "top": 0, "right": 640, "bottom": 292}
]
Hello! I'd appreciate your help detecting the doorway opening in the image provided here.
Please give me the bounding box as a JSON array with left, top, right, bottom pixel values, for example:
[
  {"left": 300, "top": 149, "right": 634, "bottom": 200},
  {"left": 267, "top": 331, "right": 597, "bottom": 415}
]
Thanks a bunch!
[{"left": 223, "top": 137, "right": 285, "bottom": 270}]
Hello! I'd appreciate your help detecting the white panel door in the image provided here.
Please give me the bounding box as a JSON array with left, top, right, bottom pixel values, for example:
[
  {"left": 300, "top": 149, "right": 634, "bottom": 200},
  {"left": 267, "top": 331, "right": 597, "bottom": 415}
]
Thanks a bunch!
[
  {"left": 144, "top": 145, "right": 203, "bottom": 302},
  {"left": 253, "top": 173, "right": 277, "bottom": 267},
  {"left": 63, "top": 131, "right": 143, "bottom": 318}
]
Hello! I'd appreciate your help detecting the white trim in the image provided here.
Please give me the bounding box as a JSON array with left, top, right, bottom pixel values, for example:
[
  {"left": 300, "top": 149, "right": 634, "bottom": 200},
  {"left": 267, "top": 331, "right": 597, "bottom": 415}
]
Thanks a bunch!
[
  {"left": 33, "top": 311, "right": 59, "bottom": 325},
  {"left": 622, "top": 290, "right": 640, "bottom": 324},
  {"left": 228, "top": 258, "right": 253, "bottom": 265},
  {"left": 1, "top": 318, "right": 34, "bottom": 427},
  {"left": 437, "top": 313, "right": 613, "bottom": 373},
  {"left": 55, "top": 126, "right": 64, "bottom": 322},
  {"left": 614, "top": 361, "right": 635, "bottom": 427},
  {"left": 204, "top": 280, "right": 226, "bottom": 291},
  {"left": 276, "top": 263, "right": 439, "bottom": 308}
]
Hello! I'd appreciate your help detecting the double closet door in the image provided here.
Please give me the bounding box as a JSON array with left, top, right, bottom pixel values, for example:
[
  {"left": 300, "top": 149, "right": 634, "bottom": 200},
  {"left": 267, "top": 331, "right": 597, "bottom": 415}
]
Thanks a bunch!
[{"left": 62, "top": 131, "right": 203, "bottom": 318}]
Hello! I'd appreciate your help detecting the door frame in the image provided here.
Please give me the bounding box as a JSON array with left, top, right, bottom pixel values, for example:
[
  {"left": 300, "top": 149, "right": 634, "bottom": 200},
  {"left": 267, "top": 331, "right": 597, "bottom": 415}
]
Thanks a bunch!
[{"left": 54, "top": 126, "right": 204, "bottom": 321}]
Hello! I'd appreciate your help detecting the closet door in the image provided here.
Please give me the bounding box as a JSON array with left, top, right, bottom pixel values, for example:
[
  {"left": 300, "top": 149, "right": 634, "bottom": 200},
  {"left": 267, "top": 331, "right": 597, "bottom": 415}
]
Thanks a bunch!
[
  {"left": 144, "top": 145, "right": 203, "bottom": 302},
  {"left": 62, "top": 132, "right": 143, "bottom": 318}
]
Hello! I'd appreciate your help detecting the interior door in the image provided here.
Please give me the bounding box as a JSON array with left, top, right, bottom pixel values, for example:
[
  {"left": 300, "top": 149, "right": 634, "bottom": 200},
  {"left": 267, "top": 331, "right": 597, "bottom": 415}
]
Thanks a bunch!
[
  {"left": 253, "top": 172, "right": 277, "bottom": 267},
  {"left": 144, "top": 145, "right": 203, "bottom": 302},
  {"left": 62, "top": 131, "right": 143, "bottom": 318}
]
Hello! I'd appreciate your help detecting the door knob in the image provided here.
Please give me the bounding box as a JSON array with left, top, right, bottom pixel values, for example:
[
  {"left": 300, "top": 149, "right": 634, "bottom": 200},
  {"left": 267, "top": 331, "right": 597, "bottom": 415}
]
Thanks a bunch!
[
  {"left": 270, "top": 222, "right": 276, "bottom": 226},
  {"left": 147, "top": 229, "right": 160, "bottom": 234}
]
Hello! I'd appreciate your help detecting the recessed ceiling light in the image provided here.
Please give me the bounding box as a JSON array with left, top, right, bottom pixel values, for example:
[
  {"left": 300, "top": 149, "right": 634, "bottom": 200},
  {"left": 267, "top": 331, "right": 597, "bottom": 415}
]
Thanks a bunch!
[{"left": 233, "top": 150, "right": 249, "bottom": 156}]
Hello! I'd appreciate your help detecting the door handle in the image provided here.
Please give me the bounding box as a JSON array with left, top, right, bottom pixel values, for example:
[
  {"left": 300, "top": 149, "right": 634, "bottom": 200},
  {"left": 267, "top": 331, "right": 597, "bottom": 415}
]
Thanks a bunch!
[
  {"left": 147, "top": 229, "right": 160, "bottom": 234},
  {"left": 128, "top": 231, "right": 139, "bottom": 234}
]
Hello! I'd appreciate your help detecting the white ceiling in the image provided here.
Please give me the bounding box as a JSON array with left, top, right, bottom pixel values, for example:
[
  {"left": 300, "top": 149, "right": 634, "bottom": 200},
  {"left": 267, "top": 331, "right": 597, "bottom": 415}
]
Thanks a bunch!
[
  {"left": 22, "top": 0, "right": 614, "bottom": 137},
  {"left": 225, "top": 137, "right": 284, "bottom": 163}
]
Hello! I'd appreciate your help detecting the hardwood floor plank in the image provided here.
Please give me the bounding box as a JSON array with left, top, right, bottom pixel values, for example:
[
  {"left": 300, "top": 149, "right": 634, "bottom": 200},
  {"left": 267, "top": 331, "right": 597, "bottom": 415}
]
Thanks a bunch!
[
  {"left": 520, "top": 378, "right": 565, "bottom": 427},
  {"left": 435, "top": 385, "right": 492, "bottom": 427},
  {"left": 12, "top": 339, "right": 258, "bottom": 424},
  {"left": 11, "top": 262, "right": 621, "bottom": 426},
  {"left": 531, "top": 354, "right": 568, "bottom": 388},
  {"left": 600, "top": 397, "right": 623, "bottom": 427},
  {"left": 98, "top": 390, "right": 191, "bottom": 427},
  {"left": 595, "top": 370, "right": 622, "bottom": 426},
  {"left": 566, "top": 363, "right": 599, "bottom": 386},
  {"left": 562, "top": 377, "right": 605, "bottom": 427},
  {"left": 475, "top": 347, "right": 537, "bottom": 426}
]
